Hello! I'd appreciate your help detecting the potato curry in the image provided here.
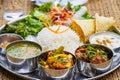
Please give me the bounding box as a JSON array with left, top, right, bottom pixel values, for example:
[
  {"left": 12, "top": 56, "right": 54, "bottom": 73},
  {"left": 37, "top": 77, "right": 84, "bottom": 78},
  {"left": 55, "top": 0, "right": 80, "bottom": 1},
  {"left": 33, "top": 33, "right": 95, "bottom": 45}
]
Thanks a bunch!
[{"left": 39, "top": 46, "right": 74, "bottom": 69}]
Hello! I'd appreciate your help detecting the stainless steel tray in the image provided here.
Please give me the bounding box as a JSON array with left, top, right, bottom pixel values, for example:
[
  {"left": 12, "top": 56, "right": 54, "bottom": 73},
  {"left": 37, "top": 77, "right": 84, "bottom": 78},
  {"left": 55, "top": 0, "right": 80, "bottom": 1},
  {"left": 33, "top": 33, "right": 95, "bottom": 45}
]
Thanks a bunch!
[
  {"left": 0, "top": 48, "right": 120, "bottom": 80},
  {"left": 0, "top": 17, "right": 120, "bottom": 80}
]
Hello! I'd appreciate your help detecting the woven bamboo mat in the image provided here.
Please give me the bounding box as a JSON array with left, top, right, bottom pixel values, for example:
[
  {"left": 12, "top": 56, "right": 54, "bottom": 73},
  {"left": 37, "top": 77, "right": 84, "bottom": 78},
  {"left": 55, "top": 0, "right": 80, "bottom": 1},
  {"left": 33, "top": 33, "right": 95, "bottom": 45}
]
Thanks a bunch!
[{"left": 0, "top": 0, "right": 120, "bottom": 80}]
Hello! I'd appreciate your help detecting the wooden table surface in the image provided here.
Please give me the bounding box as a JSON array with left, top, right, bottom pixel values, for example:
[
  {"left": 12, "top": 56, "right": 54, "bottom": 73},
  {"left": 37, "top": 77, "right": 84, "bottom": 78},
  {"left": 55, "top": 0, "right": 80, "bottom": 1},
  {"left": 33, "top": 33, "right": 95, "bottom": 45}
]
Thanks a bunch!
[{"left": 0, "top": 0, "right": 120, "bottom": 80}]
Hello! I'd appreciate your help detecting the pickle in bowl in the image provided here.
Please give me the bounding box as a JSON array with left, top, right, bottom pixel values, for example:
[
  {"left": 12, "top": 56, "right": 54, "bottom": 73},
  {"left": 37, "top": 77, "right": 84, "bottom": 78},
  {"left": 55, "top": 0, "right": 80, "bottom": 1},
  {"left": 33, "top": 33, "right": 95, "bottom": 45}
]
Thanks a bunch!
[
  {"left": 6, "top": 40, "right": 42, "bottom": 73},
  {"left": 38, "top": 46, "right": 77, "bottom": 79},
  {"left": 0, "top": 33, "right": 23, "bottom": 63},
  {"left": 75, "top": 44, "right": 113, "bottom": 77},
  {"left": 0, "top": 33, "right": 23, "bottom": 50}
]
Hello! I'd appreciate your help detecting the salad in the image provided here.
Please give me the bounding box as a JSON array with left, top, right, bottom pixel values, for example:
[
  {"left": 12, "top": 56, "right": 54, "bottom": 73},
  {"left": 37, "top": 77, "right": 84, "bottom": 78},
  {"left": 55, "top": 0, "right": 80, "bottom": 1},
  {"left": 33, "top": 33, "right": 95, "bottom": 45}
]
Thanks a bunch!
[{"left": 1, "top": 2, "right": 93, "bottom": 38}]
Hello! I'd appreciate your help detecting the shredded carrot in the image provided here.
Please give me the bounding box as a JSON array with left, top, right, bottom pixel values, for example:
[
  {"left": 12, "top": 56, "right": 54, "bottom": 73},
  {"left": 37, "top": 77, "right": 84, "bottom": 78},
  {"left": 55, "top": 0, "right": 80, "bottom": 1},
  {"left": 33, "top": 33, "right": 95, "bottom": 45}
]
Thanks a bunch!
[
  {"left": 42, "top": 22, "right": 57, "bottom": 33},
  {"left": 58, "top": 27, "right": 70, "bottom": 33},
  {"left": 62, "top": 10, "right": 73, "bottom": 21},
  {"left": 55, "top": 25, "right": 61, "bottom": 33},
  {"left": 48, "top": 7, "right": 73, "bottom": 26},
  {"left": 43, "top": 22, "right": 69, "bottom": 34}
]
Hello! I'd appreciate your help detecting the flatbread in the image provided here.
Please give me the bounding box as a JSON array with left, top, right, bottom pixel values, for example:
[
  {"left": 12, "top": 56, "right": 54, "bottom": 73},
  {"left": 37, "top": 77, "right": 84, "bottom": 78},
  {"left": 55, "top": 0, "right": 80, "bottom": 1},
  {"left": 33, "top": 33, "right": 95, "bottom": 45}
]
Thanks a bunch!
[
  {"left": 95, "top": 13, "right": 116, "bottom": 32},
  {"left": 71, "top": 13, "right": 116, "bottom": 43},
  {"left": 71, "top": 19, "right": 95, "bottom": 42}
]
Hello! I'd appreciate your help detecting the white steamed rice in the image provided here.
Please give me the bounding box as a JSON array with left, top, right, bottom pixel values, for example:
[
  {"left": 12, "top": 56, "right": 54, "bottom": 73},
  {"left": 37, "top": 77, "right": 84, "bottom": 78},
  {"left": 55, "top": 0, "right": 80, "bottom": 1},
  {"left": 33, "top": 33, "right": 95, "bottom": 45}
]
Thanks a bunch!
[{"left": 35, "top": 25, "right": 83, "bottom": 54}]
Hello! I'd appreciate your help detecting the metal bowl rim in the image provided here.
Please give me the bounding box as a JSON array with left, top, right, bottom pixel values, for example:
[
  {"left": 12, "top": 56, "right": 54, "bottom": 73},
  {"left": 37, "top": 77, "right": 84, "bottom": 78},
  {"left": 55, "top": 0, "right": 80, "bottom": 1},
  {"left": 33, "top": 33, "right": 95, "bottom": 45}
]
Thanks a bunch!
[
  {"left": 0, "top": 33, "right": 24, "bottom": 40},
  {"left": 38, "top": 50, "right": 77, "bottom": 70},
  {"left": 75, "top": 44, "right": 114, "bottom": 64},
  {"left": 6, "top": 40, "right": 42, "bottom": 60}
]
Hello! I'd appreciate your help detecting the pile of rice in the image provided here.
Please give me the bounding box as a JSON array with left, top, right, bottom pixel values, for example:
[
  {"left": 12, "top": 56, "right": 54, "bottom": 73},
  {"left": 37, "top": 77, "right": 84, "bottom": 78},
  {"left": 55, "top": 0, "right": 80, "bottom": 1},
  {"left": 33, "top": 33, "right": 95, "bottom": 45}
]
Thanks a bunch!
[{"left": 35, "top": 25, "right": 83, "bottom": 54}]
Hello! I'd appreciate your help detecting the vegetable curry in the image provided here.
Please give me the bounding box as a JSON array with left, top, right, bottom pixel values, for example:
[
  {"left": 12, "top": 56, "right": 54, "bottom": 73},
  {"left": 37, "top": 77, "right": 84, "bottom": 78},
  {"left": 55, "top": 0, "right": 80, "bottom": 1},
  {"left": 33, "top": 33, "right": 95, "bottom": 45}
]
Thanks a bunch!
[
  {"left": 39, "top": 46, "right": 74, "bottom": 69},
  {"left": 75, "top": 44, "right": 109, "bottom": 64}
]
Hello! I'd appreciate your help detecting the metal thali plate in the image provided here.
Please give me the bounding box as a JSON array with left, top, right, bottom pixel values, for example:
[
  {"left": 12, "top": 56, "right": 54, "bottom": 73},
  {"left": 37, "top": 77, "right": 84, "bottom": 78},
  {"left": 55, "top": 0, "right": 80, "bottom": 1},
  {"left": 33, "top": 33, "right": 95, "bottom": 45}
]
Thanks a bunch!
[{"left": 0, "top": 16, "right": 120, "bottom": 80}]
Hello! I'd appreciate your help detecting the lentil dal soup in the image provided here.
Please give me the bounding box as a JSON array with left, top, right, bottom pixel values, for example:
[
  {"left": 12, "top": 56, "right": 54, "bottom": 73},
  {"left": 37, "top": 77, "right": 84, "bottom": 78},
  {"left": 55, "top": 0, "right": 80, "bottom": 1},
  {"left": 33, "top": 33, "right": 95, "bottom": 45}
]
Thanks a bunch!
[{"left": 6, "top": 41, "right": 41, "bottom": 59}]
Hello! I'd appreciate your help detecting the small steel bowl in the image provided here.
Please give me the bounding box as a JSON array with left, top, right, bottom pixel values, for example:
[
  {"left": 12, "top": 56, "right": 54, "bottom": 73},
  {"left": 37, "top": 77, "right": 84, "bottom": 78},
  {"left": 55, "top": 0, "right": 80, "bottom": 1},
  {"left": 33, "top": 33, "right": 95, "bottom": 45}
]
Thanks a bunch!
[
  {"left": 75, "top": 44, "right": 113, "bottom": 77},
  {"left": 0, "top": 33, "right": 23, "bottom": 49},
  {"left": 6, "top": 40, "right": 42, "bottom": 73},
  {"left": 89, "top": 31, "right": 120, "bottom": 49},
  {"left": 38, "top": 50, "right": 77, "bottom": 79},
  {"left": 0, "top": 33, "right": 23, "bottom": 64}
]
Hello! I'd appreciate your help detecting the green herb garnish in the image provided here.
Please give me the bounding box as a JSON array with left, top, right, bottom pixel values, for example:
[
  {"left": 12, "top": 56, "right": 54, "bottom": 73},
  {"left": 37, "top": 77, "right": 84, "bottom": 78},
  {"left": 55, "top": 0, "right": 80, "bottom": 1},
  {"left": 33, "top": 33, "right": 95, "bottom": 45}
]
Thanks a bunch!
[
  {"left": 74, "top": 5, "right": 81, "bottom": 12},
  {"left": 82, "top": 11, "right": 94, "bottom": 19},
  {"left": 54, "top": 46, "right": 64, "bottom": 55},
  {"left": 66, "top": 2, "right": 72, "bottom": 10}
]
